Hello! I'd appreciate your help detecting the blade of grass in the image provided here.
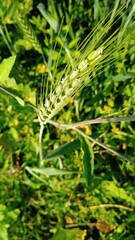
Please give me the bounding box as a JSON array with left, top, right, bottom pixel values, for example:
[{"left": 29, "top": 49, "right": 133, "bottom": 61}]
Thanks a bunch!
[
  {"left": 30, "top": 167, "right": 78, "bottom": 176},
  {"left": 45, "top": 139, "right": 80, "bottom": 160},
  {"left": 80, "top": 135, "right": 94, "bottom": 187}
]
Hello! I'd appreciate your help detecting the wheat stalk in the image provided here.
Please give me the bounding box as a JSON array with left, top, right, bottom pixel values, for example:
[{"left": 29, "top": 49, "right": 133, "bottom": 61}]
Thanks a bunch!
[{"left": 38, "top": 4, "right": 133, "bottom": 125}]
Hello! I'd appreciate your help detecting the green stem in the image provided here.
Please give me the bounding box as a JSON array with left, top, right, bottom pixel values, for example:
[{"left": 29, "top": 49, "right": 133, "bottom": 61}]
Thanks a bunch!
[
  {"left": 48, "top": 116, "right": 135, "bottom": 129},
  {"left": 0, "top": 26, "right": 14, "bottom": 55},
  {"left": 38, "top": 123, "right": 44, "bottom": 167}
]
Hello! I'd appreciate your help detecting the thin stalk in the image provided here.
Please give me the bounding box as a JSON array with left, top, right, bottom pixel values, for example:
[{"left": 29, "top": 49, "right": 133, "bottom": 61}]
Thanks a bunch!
[
  {"left": 47, "top": 118, "right": 135, "bottom": 164},
  {"left": 0, "top": 85, "right": 17, "bottom": 98},
  {"left": 48, "top": 116, "right": 135, "bottom": 129},
  {"left": 72, "top": 127, "right": 135, "bottom": 165},
  {"left": 0, "top": 85, "right": 38, "bottom": 111},
  {"left": 38, "top": 123, "right": 44, "bottom": 167},
  {"left": 89, "top": 204, "right": 133, "bottom": 211}
]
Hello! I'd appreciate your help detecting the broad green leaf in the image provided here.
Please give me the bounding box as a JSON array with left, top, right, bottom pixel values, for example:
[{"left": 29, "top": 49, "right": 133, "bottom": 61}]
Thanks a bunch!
[
  {"left": 80, "top": 135, "right": 94, "bottom": 187},
  {"left": 51, "top": 225, "right": 86, "bottom": 240},
  {"left": 0, "top": 56, "right": 16, "bottom": 84},
  {"left": 45, "top": 139, "right": 80, "bottom": 160},
  {"left": 29, "top": 167, "right": 78, "bottom": 176}
]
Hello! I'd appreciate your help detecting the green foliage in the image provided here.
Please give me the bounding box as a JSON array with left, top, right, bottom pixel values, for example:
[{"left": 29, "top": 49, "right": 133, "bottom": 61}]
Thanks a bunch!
[
  {"left": 0, "top": 55, "right": 16, "bottom": 83},
  {"left": 0, "top": 204, "right": 20, "bottom": 240},
  {"left": 50, "top": 225, "right": 86, "bottom": 240},
  {"left": 0, "top": 0, "right": 135, "bottom": 239},
  {"left": 80, "top": 135, "right": 94, "bottom": 187}
]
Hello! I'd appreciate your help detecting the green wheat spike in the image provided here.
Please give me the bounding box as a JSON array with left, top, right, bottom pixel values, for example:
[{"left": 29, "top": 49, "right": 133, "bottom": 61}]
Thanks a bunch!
[
  {"left": 38, "top": 4, "right": 134, "bottom": 125},
  {"left": 16, "top": 10, "right": 42, "bottom": 54}
]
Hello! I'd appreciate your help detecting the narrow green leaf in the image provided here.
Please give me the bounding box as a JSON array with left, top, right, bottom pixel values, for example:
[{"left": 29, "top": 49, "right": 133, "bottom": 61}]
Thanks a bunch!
[
  {"left": 30, "top": 167, "right": 78, "bottom": 176},
  {"left": 45, "top": 139, "right": 80, "bottom": 160},
  {"left": 37, "top": 3, "right": 59, "bottom": 32},
  {"left": 112, "top": 73, "right": 135, "bottom": 81},
  {"left": 37, "top": 3, "right": 73, "bottom": 66},
  {"left": 80, "top": 135, "right": 94, "bottom": 187},
  {"left": 0, "top": 56, "right": 16, "bottom": 84},
  {"left": 14, "top": 96, "right": 25, "bottom": 106}
]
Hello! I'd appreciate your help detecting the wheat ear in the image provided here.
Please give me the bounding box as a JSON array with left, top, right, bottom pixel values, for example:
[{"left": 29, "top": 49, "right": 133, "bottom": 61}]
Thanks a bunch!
[
  {"left": 38, "top": 5, "right": 133, "bottom": 124},
  {"left": 15, "top": 9, "right": 42, "bottom": 54}
]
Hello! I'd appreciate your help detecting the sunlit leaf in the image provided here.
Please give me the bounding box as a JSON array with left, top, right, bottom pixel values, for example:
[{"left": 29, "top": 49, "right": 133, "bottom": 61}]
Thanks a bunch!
[
  {"left": 14, "top": 96, "right": 25, "bottom": 106},
  {"left": 50, "top": 225, "right": 86, "bottom": 240},
  {"left": 0, "top": 56, "right": 16, "bottom": 84},
  {"left": 28, "top": 167, "right": 78, "bottom": 176}
]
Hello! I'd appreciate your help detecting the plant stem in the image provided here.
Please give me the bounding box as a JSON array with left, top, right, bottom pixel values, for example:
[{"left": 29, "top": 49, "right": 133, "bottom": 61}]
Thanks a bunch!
[
  {"left": 48, "top": 116, "right": 135, "bottom": 129},
  {"left": 47, "top": 117, "right": 135, "bottom": 164},
  {"left": 72, "top": 127, "right": 135, "bottom": 165},
  {"left": 89, "top": 204, "right": 133, "bottom": 211},
  {"left": 38, "top": 123, "right": 44, "bottom": 167}
]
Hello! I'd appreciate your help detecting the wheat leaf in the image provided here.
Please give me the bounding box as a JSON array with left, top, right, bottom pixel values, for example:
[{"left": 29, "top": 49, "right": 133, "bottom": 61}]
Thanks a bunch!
[
  {"left": 37, "top": 3, "right": 59, "bottom": 32},
  {"left": 80, "top": 135, "right": 94, "bottom": 187}
]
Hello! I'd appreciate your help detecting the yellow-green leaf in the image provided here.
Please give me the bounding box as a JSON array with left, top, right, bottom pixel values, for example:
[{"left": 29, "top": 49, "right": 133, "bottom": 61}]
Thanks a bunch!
[
  {"left": 14, "top": 96, "right": 25, "bottom": 106},
  {"left": 50, "top": 225, "right": 86, "bottom": 240},
  {"left": 0, "top": 56, "right": 16, "bottom": 84}
]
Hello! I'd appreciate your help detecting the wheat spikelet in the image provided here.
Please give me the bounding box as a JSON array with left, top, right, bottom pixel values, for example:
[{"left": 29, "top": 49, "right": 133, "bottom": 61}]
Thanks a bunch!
[
  {"left": 16, "top": 10, "right": 42, "bottom": 54},
  {"left": 38, "top": 5, "right": 133, "bottom": 124}
]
